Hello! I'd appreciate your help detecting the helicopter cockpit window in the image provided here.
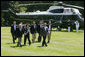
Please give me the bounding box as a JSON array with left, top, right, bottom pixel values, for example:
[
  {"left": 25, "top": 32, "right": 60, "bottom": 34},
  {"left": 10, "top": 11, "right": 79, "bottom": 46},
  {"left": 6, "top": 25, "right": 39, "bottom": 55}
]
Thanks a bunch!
[{"left": 49, "top": 9, "right": 64, "bottom": 13}]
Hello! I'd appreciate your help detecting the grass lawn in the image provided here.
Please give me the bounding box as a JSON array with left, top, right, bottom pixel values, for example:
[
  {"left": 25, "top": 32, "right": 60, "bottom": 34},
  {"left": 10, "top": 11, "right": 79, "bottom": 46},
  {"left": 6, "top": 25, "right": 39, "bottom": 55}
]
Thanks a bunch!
[{"left": 1, "top": 27, "right": 84, "bottom": 56}]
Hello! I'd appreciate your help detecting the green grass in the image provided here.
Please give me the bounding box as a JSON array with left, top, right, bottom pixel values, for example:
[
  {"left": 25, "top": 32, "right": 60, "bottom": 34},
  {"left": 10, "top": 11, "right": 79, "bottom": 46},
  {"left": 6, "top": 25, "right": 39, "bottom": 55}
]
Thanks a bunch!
[{"left": 1, "top": 27, "right": 84, "bottom": 56}]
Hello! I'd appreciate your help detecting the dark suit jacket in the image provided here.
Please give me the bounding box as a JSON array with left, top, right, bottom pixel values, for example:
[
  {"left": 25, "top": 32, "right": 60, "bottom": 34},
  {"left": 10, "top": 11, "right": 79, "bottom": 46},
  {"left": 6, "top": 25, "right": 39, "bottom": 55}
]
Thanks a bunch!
[
  {"left": 41, "top": 27, "right": 48, "bottom": 36},
  {"left": 16, "top": 27, "right": 24, "bottom": 38},
  {"left": 30, "top": 25, "right": 37, "bottom": 34},
  {"left": 24, "top": 27, "right": 30, "bottom": 36},
  {"left": 37, "top": 25, "right": 40, "bottom": 33},
  {"left": 11, "top": 24, "right": 17, "bottom": 35},
  {"left": 47, "top": 24, "right": 52, "bottom": 31},
  {"left": 37, "top": 24, "right": 44, "bottom": 34}
]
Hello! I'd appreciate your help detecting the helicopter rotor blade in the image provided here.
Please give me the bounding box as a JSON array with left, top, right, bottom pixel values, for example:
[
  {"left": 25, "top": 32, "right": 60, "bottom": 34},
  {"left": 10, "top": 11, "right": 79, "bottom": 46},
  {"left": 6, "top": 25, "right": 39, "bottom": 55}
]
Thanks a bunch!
[
  {"left": 18, "top": 3, "right": 55, "bottom": 6},
  {"left": 62, "top": 3, "right": 84, "bottom": 10}
]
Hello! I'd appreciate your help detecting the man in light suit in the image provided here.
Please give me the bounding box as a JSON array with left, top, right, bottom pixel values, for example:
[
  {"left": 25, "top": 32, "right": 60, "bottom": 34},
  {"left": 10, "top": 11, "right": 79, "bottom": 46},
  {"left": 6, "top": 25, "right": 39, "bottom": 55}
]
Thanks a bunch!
[
  {"left": 11, "top": 21, "right": 17, "bottom": 43},
  {"left": 41, "top": 23, "right": 48, "bottom": 47},
  {"left": 47, "top": 20, "right": 52, "bottom": 43}
]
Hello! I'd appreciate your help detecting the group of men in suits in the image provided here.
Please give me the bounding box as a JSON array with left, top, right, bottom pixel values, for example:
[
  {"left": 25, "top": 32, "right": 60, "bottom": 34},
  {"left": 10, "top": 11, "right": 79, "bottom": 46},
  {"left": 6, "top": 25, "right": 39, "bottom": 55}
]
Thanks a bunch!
[{"left": 11, "top": 20, "right": 52, "bottom": 47}]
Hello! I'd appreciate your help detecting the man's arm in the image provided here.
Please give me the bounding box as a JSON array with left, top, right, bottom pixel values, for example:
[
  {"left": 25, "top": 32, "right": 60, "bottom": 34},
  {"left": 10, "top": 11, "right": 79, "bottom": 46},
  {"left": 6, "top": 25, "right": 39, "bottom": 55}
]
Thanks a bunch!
[{"left": 11, "top": 25, "right": 13, "bottom": 33}]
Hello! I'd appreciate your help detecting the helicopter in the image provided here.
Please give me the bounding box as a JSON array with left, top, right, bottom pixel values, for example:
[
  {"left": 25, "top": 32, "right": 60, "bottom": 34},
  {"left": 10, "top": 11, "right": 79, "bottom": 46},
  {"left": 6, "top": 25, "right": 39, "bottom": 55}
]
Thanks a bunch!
[{"left": 8, "top": 1, "right": 84, "bottom": 30}]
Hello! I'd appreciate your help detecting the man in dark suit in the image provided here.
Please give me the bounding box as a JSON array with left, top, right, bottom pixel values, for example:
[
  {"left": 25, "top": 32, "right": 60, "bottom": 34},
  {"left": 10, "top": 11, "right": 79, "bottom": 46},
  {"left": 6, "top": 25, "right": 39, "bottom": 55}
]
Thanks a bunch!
[
  {"left": 37, "top": 20, "right": 44, "bottom": 42},
  {"left": 47, "top": 20, "right": 52, "bottom": 43},
  {"left": 24, "top": 24, "right": 31, "bottom": 45},
  {"left": 11, "top": 21, "right": 17, "bottom": 43},
  {"left": 16, "top": 24, "right": 24, "bottom": 47},
  {"left": 41, "top": 23, "right": 48, "bottom": 47},
  {"left": 30, "top": 21, "right": 37, "bottom": 43},
  {"left": 20, "top": 22, "right": 25, "bottom": 33}
]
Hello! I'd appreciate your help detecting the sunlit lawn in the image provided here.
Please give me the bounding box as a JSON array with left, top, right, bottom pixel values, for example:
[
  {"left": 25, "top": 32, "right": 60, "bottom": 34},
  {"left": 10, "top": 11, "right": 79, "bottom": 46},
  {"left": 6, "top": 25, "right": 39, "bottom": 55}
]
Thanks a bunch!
[{"left": 1, "top": 27, "right": 84, "bottom": 56}]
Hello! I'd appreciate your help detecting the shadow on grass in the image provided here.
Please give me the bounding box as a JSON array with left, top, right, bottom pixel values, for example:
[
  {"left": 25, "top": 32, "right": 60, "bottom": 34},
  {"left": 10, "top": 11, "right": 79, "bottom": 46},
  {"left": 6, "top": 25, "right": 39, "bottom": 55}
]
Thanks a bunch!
[
  {"left": 6, "top": 42, "right": 17, "bottom": 44},
  {"left": 10, "top": 44, "right": 26, "bottom": 48},
  {"left": 32, "top": 41, "right": 41, "bottom": 43},
  {"left": 34, "top": 41, "right": 40, "bottom": 43},
  {"left": 37, "top": 45, "right": 48, "bottom": 47},
  {"left": 6, "top": 43, "right": 13, "bottom": 44},
  {"left": 10, "top": 46, "right": 19, "bottom": 48},
  {"left": 37, "top": 46, "right": 43, "bottom": 47}
]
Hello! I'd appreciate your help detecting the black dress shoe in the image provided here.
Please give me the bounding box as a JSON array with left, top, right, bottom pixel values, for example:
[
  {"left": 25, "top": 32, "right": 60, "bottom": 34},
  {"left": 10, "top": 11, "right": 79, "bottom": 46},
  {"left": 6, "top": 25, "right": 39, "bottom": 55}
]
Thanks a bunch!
[
  {"left": 17, "top": 44, "right": 19, "bottom": 47},
  {"left": 13, "top": 42, "right": 15, "bottom": 44},
  {"left": 20, "top": 45, "right": 22, "bottom": 47},
  {"left": 47, "top": 41, "right": 50, "bottom": 43},
  {"left": 29, "top": 43, "right": 31, "bottom": 46},
  {"left": 45, "top": 45, "right": 48, "bottom": 47},
  {"left": 38, "top": 40, "right": 41, "bottom": 42},
  {"left": 42, "top": 45, "right": 44, "bottom": 47}
]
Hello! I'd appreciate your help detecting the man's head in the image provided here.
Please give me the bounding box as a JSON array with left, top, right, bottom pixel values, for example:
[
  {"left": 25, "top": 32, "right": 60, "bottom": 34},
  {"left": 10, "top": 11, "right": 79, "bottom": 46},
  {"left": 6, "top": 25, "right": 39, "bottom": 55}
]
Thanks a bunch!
[
  {"left": 43, "top": 23, "right": 47, "bottom": 26},
  {"left": 33, "top": 21, "right": 36, "bottom": 24},
  {"left": 39, "top": 20, "right": 44, "bottom": 25},
  {"left": 49, "top": 20, "right": 51, "bottom": 24},
  {"left": 13, "top": 21, "right": 16, "bottom": 25},
  {"left": 26, "top": 24, "right": 30, "bottom": 27}
]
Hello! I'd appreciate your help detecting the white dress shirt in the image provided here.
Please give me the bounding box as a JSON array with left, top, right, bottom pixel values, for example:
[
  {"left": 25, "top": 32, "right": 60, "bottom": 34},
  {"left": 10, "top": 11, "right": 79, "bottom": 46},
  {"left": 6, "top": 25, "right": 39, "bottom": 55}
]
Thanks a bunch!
[
  {"left": 40, "top": 25, "right": 42, "bottom": 28},
  {"left": 44, "top": 26, "right": 48, "bottom": 31},
  {"left": 19, "top": 28, "right": 22, "bottom": 31},
  {"left": 75, "top": 22, "right": 79, "bottom": 28},
  {"left": 14, "top": 25, "right": 16, "bottom": 30},
  {"left": 34, "top": 25, "right": 36, "bottom": 29}
]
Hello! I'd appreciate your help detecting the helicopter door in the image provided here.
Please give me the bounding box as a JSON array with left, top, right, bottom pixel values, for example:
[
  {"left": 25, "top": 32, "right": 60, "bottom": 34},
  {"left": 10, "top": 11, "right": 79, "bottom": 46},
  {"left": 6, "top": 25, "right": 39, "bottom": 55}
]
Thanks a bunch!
[{"left": 63, "top": 8, "right": 71, "bottom": 13}]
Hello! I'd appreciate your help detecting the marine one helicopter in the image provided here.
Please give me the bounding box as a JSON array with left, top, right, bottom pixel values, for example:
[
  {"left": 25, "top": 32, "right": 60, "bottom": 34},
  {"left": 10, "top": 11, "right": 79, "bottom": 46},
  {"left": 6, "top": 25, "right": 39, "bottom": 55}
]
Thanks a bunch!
[{"left": 8, "top": 1, "right": 84, "bottom": 29}]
